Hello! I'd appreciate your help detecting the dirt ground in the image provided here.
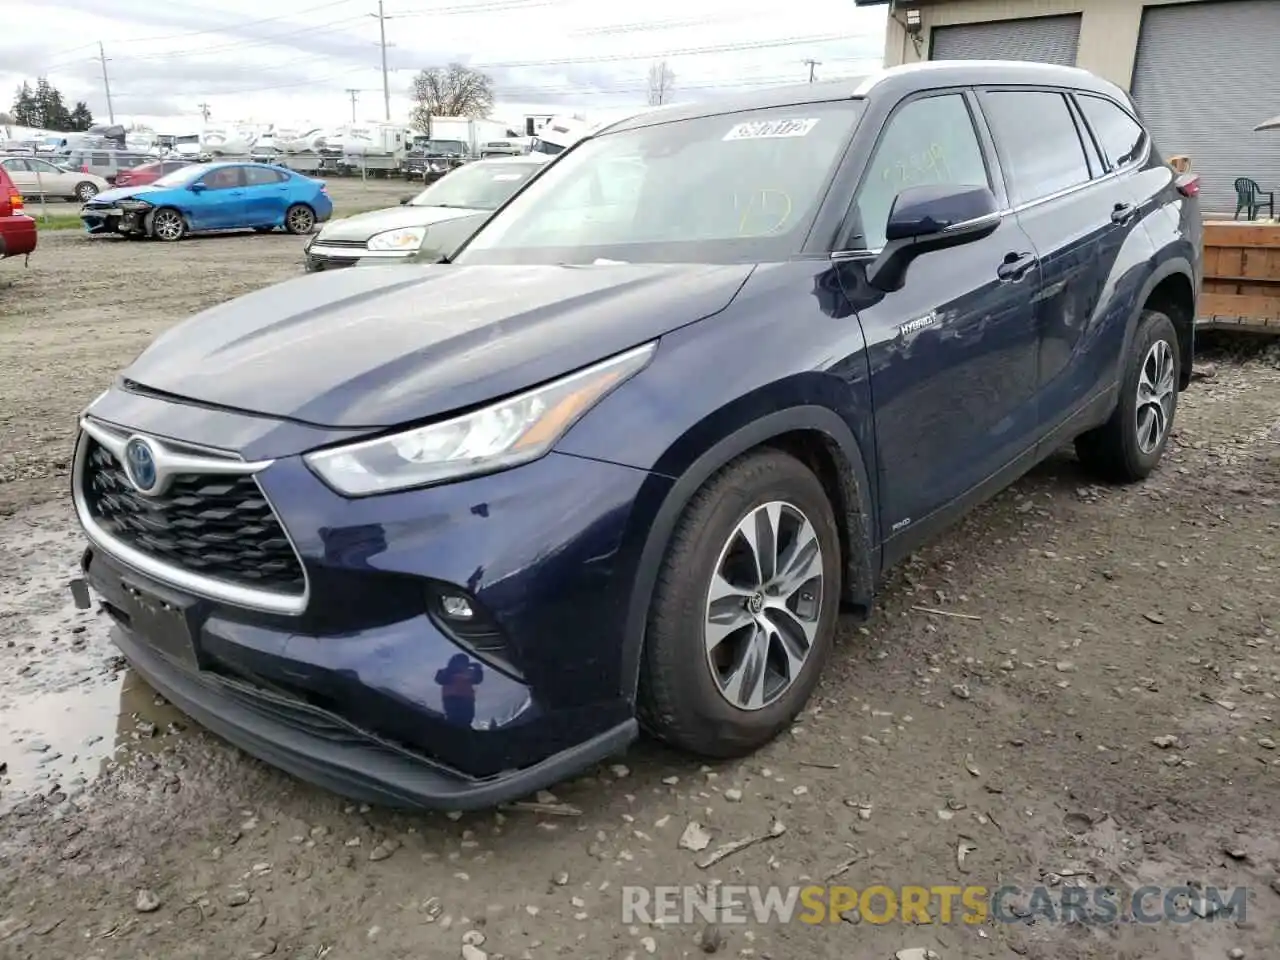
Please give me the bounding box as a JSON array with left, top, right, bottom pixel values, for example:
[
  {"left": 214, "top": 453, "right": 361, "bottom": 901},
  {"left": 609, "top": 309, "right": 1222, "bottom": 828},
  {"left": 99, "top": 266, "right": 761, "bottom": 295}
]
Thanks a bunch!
[{"left": 0, "top": 229, "right": 1278, "bottom": 960}]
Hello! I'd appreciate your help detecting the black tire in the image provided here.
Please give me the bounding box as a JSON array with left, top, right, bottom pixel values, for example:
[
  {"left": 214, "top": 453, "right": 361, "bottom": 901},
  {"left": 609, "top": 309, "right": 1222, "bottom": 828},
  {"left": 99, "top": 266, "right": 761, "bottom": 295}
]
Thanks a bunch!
[
  {"left": 1075, "top": 309, "right": 1180, "bottom": 483},
  {"left": 74, "top": 181, "right": 99, "bottom": 202},
  {"left": 638, "top": 449, "right": 842, "bottom": 757},
  {"left": 284, "top": 203, "right": 316, "bottom": 235},
  {"left": 149, "top": 207, "right": 186, "bottom": 242}
]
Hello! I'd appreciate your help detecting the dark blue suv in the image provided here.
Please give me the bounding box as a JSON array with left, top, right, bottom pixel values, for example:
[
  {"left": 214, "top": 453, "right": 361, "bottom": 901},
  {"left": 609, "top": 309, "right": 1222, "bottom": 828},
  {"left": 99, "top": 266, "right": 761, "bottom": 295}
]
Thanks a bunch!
[{"left": 72, "top": 61, "right": 1202, "bottom": 809}]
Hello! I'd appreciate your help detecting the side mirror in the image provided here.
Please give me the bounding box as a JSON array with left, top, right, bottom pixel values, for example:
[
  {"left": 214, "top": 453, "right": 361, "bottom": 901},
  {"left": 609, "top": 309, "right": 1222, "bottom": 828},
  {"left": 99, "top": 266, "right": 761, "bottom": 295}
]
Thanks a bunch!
[
  {"left": 867, "top": 184, "right": 1001, "bottom": 292},
  {"left": 399, "top": 195, "right": 413, "bottom": 205},
  {"left": 189, "top": 181, "right": 206, "bottom": 193}
]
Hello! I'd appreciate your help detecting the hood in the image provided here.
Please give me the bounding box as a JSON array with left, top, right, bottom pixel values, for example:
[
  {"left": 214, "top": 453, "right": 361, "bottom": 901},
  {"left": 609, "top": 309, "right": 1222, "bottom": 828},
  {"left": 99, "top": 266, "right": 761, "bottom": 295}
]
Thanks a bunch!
[
  {"left": 91, "top": 184, "right": 164, "bottom": 204},
  {"left": 315, "top": 204, "right": 483, "bottom": 243},
  {"left": 121, "top": 262, "right": 755, "bottom": 429}
]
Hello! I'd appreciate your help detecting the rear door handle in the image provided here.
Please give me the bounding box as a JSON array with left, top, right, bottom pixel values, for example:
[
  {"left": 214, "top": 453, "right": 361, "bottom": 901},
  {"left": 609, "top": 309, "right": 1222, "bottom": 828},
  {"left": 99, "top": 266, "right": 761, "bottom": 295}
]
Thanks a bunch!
[
  {"left": 1111, "top": 202, "right": 1137, "bottom": 224},
  {"left": 997, "top": 252, "right": 1036, "bottom": 282}
]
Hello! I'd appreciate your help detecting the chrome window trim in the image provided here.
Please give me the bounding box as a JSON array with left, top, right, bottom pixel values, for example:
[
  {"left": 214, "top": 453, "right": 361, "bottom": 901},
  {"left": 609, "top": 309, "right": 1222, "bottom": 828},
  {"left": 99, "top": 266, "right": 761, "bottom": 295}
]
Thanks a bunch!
[
  {"left": 831, "top": 135, "right": 1150, "bottom": 260},
  {"left": 73, "top": 417, "right": 310, "bottom": 616}
]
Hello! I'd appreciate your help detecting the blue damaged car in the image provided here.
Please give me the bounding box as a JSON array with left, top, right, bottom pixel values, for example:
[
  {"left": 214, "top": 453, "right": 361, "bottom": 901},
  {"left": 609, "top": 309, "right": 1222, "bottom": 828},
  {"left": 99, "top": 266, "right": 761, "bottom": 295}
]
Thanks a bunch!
[
  {"left": 71, "top": 61, "right": 1200, "bottom": 809},
  {"left": 80, "top": 161, "right": 332, "bottom": 240}
]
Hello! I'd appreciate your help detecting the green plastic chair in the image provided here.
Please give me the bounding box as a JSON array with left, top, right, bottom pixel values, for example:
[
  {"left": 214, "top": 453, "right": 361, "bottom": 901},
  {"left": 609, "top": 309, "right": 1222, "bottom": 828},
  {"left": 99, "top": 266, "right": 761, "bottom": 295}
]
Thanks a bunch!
[{"left": 1234, "top": 177, "right": 1275, "bottom": 220}]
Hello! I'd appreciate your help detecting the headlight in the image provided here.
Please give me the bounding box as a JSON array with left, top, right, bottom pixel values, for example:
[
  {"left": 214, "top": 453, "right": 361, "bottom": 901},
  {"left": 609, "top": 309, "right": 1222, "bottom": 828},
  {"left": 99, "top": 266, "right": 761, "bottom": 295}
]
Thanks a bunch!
[
  {"left": 305, "top": 342, "right": 657, "bottom": 495},
  {"left": 429, "top": 161, "right": 446, "bottom": 172},
  {"left": 367, "top": 226, "right": 426, "bottom": 251}
]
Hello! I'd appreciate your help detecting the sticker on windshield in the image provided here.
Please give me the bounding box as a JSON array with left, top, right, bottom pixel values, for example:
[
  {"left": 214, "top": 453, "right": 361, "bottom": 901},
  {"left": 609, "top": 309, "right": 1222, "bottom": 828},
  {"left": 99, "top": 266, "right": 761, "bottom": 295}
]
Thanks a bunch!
[{"left": 723, "top": 118, "right": 819, "bottom": 141}]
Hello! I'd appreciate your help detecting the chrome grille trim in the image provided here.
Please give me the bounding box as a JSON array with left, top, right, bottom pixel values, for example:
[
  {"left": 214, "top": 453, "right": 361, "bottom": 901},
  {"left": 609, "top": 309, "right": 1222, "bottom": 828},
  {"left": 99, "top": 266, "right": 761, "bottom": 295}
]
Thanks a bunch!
[{"left": 73, "top": 417, "right": 311, "bottom": 616}]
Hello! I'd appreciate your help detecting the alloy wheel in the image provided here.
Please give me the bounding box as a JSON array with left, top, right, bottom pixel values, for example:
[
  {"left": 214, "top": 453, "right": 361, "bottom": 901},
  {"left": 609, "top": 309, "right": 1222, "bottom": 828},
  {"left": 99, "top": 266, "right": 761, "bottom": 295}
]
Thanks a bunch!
[
  {"left": 703, "top": 500, "right": 824, "bottom": 711},
  {"left": 153, "top": 211, "right": 183, "bottom": 241},
  {"left": 287, "top": 206, "right": 315, "bottom": 233},
  {"left": 76, "top": 183, "right": 98, "bottom": 202},
  {"left": 1135, "top": 339, "right": 1175, "bottom": 454}
]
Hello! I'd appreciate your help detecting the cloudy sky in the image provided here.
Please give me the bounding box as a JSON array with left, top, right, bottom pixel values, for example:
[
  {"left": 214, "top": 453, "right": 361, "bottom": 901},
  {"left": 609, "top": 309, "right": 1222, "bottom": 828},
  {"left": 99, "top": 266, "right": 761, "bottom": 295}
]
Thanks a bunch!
[{"left": 1, "top": 0, "right": 888, "bottom": 132}]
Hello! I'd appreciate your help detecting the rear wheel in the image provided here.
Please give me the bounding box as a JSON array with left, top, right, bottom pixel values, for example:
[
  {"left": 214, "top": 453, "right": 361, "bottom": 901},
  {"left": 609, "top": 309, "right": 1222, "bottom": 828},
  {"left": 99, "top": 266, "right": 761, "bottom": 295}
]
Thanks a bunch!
[
  {"left": 1075, "top": 309, "right": 1180, "bottom": 482},
  {"left": 638, "top": 449, "right": 841, "bottom": 757},
  {"left": 149, "top": 208, "right": 186, "bottom": 242},
  {"left": 284, "top": 204, "right": 316, "bottom": 235}
]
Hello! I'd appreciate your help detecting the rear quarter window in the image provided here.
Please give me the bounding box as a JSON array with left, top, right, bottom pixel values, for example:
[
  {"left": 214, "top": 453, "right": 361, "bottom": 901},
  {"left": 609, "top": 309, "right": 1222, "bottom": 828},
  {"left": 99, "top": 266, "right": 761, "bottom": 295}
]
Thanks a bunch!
[{"left": 1077, "top": 95, "right": 1148, "bottom": 170}]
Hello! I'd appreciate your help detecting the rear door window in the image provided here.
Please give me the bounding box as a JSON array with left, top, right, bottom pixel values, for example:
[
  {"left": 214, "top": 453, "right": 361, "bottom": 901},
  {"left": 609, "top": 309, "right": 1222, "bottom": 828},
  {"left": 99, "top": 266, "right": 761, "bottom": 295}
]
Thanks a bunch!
[
  {"left": 980, "top": 90, "right": 1092, "bottom": 206},
  {"left": 243, "top": 166, "right": 287, "bottom": 186}
]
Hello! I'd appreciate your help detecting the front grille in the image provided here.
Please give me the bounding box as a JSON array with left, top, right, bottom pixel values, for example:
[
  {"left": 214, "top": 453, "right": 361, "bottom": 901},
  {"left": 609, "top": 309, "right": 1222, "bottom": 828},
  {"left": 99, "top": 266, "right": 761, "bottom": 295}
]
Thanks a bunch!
[
  {"left": 81, "top": 438, "right": 305, "bottom": 595},
  {"left": 313, "top": 238, "right": 367, "bottom": 250}
]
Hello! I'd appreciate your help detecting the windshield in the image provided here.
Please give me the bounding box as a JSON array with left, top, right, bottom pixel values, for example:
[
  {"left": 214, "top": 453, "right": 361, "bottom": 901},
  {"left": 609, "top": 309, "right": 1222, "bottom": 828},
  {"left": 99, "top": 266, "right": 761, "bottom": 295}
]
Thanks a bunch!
[
  {"left": 457, "top": 102, "right": 863, "bottom": 265},
  {"left": 152, "top": 162, "right": 215, "bottom": 187},
  {"left": 410, "top": 161, "right": 542, "bottom": 210}
]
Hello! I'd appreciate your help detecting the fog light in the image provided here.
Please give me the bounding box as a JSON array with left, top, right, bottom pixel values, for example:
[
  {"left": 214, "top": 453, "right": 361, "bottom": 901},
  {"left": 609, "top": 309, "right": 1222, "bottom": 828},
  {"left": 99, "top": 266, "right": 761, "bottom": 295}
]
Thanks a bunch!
[{"left": 441, "top": 594, "right": 475, "bottom": 620}]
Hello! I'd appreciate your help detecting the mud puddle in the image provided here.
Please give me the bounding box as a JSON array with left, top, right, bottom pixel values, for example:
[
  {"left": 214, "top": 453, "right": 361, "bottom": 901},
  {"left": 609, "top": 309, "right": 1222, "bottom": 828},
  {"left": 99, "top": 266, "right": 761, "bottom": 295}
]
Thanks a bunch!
[{"left": 0, "top": 503, "right": 187, "bottom": 810}]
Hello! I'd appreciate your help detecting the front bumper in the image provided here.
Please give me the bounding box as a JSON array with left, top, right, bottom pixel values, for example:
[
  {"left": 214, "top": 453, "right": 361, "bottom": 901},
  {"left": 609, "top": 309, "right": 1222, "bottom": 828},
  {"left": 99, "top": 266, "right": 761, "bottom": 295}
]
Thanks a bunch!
[
  {"left": 81, "top": 205, "right": 147, "bottom": 235},
  {"left": 304, "top": 241, "right": 411, "bottom": 272},
  {"left": 93, "top": 552, "right": 635, "bottom": 810},
  {"left": 73, "top": 401, "right": 661, "bottom": 808}
]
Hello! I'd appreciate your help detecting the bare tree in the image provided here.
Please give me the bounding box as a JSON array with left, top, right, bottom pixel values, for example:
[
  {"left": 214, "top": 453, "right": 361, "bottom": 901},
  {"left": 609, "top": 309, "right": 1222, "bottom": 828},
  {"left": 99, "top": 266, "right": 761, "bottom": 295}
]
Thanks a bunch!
[
  {"left": 409, "top": 63, "right": 495, "bottom": 133},
  {"left": 647, "top": 60, "right": 676, "bottom": 106}
]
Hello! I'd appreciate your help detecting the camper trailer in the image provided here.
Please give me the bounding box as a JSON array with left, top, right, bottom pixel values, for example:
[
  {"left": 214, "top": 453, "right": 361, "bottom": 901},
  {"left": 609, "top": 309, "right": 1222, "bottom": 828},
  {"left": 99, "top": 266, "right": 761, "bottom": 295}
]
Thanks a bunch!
[{"left": 336, "top": 123, "right": 414, "bottom": 176}]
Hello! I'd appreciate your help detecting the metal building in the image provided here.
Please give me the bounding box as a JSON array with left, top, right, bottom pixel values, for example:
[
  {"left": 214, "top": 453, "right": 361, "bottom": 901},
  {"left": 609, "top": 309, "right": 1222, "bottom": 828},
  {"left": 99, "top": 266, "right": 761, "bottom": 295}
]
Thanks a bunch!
[{"left": 856, "top": 0, "right": 1280, "bottom": 214}]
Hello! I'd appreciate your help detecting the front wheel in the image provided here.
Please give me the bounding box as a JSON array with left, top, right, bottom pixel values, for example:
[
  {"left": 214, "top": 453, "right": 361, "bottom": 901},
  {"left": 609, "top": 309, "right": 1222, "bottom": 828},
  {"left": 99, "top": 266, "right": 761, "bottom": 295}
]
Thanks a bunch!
[
  {"left": 1075, "top": 309, "right": 1180, "bottom": 483},
  {"left": 638, "top": 449, "right": 842, "bottom": 757},
  {"left": 284, "top": 204, "right": 316, "bottom": 235},
  {"left": 149, "top": 208, "right": 186, "bottom": 242},
  {"left": 75, "top": 181, "right": 99, "bottom": 202}
]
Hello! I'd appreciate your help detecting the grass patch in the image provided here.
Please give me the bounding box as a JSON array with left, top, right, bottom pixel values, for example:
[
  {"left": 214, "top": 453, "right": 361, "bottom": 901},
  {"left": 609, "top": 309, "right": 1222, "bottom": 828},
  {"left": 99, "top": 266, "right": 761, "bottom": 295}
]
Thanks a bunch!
[{"left": 29, "top": 202, "right": 393, "bottom": 232}]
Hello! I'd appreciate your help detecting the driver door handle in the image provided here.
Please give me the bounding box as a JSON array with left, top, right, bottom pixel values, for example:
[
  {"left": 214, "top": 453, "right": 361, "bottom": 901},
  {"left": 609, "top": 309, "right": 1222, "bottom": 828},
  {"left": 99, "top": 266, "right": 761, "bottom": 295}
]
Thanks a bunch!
[
  {"left": 997, "top": 252, "right": 1036, "bottom": 282},
  {"left": 1111, "top": 202, "right": 1138, "bottom": 224}
]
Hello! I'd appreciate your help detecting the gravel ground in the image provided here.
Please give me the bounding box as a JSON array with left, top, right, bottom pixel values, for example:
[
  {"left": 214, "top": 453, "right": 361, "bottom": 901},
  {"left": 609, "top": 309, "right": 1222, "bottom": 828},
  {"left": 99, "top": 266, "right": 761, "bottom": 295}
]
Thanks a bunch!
[{"left": 1, "top": 230, "right": 1279, "bottom": 960}]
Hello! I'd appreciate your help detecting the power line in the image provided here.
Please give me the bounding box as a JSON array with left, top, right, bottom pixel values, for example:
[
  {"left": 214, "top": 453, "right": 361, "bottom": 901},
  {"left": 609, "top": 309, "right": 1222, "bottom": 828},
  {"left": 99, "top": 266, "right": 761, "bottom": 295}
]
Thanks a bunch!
[
  {"left": 472, "top": 33, "right": 850, "bottom": 69},
  {"left": 118, "top": 0, "right": 361, "bottom": 46},
  {"left": 96, "top": 42, "right": 115, "bottom": 124},
  {"left": 370, "top": 1, "right": 393, "bottom": 121}
]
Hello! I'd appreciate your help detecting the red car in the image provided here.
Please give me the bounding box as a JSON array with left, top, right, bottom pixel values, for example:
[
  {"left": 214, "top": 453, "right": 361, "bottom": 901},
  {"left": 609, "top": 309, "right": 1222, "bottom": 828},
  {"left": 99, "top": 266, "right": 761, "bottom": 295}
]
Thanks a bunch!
[
  {"left": 0, "top": 163, "right": 37, "bottom": 263},
  {"left": 114, "top": 159, "right": 193, "bottom": 188}
]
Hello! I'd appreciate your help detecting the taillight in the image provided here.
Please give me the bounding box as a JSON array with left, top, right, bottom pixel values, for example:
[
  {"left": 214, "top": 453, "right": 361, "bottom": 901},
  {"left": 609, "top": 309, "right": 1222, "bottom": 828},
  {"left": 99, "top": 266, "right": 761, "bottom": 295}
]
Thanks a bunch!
[
  {"left": 10, "top": 194, "right": 24, "bottom": 215},
  {"left": 1175, "top": 173, "right": 1200, "bottom": 198}
]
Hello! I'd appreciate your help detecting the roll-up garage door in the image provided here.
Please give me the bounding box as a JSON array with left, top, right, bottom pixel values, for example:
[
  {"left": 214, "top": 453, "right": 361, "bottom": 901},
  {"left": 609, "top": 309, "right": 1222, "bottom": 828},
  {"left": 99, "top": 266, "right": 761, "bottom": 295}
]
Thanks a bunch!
[
  {"left": 1131, "top": 0, "right": 1280, "bottom": 216},
  {"left": 929, "top": 14, "right": 1081, "bottom": 65}
]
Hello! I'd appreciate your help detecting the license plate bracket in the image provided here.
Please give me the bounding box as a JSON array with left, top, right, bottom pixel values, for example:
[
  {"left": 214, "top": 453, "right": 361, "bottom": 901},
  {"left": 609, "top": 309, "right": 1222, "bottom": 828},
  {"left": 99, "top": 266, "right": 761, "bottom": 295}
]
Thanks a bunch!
[{"left": 117, "top": 575, "right": 202, "bottom": 671}]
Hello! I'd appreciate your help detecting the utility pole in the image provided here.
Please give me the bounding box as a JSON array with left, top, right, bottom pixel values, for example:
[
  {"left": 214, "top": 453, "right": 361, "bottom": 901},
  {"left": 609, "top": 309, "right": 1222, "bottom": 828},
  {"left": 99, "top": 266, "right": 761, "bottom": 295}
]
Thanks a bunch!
[
  {"left": 370, "top": 1, "right": 393, "bottom": 120},
  {"left": 345, "top": 88, "right": 360, "bottom": 122},
  {"left": 803, "top": 59, "right": 821, "bottom": 83},
  {"left": 197, "top": 102, "right": 211, "bottom": 122},
  {"left": 97, "top": 41, "right": 115, "bottom": 123}
]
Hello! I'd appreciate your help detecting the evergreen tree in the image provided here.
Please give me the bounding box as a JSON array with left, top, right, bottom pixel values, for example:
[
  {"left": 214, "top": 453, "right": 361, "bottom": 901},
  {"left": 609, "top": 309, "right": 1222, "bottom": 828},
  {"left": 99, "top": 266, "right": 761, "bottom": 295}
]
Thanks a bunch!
[
  {"left": 11, "top": 82, "right": 37, "bottom": 126},
  {"left": 68, "top": 102, "right": 94, "bottom": 131}
]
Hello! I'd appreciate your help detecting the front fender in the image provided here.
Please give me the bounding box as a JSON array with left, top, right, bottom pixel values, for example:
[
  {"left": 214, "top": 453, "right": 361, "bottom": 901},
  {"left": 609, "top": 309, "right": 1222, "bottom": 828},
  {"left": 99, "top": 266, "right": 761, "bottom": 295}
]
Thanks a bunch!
[{"left": 597, "top": 395, "right": 878, "bottom": 703}]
